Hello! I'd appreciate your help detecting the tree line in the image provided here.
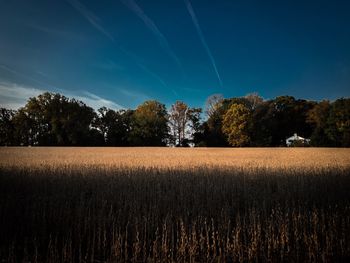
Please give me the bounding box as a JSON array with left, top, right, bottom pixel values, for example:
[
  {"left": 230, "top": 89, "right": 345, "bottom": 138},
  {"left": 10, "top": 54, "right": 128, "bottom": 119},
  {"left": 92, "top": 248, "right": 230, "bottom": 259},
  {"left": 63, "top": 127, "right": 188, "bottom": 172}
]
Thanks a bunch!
[{"left": 0, "top": 92, "right": 349, "bottom": 147}]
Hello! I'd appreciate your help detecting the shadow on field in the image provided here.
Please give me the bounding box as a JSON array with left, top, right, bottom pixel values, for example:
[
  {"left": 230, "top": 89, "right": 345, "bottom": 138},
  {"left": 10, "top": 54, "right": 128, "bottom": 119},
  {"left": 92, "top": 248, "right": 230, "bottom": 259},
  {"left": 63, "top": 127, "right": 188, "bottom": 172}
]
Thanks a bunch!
[{"left": 0, "top": 166, "right": 349, "bottom": 262}]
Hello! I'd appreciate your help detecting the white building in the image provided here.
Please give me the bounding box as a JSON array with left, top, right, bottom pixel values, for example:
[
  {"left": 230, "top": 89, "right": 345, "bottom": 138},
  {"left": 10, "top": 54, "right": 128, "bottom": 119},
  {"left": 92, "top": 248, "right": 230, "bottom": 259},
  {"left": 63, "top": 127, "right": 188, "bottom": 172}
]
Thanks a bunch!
[{"left": 286, "top": 133, "right": 310, "bottom": 146}]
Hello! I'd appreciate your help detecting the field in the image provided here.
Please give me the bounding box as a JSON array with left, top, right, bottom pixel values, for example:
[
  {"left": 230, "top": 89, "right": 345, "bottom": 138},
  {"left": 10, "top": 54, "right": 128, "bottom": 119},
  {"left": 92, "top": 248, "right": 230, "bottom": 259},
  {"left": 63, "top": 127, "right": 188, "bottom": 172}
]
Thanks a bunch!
[{"left": 1, "top": 148, "right": 350, "bottom": 262}]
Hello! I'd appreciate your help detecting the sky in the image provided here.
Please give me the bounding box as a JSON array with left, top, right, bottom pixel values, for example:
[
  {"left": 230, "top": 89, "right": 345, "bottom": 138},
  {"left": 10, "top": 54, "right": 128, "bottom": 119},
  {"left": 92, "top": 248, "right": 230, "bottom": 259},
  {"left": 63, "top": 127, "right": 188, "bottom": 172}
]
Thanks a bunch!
[{"left": 0, "top": 0, "right": 350, "bottom": 110}]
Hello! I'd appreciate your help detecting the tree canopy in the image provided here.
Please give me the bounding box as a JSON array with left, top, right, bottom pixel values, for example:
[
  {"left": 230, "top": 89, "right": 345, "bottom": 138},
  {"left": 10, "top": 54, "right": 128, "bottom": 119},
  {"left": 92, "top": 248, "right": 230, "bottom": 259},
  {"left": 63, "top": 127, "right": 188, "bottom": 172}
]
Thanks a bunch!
[
  {"left": 130, "top": 100, "right": 168, "bottom": 146},
  {"left": 1, "top": 92, "right": 349, "bottom": 147},
  {"left": 222, "top": 103, "right": 251, "bottom": 147}
]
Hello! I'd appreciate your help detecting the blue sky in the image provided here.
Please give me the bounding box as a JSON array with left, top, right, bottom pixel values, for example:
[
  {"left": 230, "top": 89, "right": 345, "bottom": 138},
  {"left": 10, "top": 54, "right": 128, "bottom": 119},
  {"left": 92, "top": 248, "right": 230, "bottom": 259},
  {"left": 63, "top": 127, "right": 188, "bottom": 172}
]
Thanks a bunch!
[{"left": 0, "top": 0, "right": 349, "bottom": 110}]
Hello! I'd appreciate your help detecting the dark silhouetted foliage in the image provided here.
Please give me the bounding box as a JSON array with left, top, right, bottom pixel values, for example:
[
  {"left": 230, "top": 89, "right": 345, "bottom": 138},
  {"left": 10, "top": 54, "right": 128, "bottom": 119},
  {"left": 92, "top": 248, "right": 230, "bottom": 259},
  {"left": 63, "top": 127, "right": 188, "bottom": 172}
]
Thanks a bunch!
[{"left": 0, "top": 92, "right": 349, "bottom": 147}]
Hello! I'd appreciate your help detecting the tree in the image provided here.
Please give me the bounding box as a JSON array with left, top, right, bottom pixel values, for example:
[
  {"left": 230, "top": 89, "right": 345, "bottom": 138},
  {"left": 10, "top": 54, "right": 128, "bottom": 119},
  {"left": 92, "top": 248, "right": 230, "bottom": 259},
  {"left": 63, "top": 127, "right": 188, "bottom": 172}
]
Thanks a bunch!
[
  {"left": 307, "top": 100, "right": 332, "bottom": 146},
  {"left": 268, "top": 96, "right": 299, "bottom": 146},
  {"left": 188, "top": 107, "right": 202, "bottom": 146},
  {"left": 63, "top": 98, "right": 96, "bottom": 145},
  {"left": 201, "top": 95, "right": 254, "bottom": 147},
  {"left": 205, "top": 94, "right": 223, "bottom": 118},
  {"left": 222, "top": 103, "right": 251, "bottom": 146},
  {"left": 12, "top": 108, "right": 33, "bottom": 146},
  {"left": 95, "top": 107, "right": 110, "bottom": 142},
  {"left": 95, "top": 107, "right": 131, "bottom": 146},
  {"left": 326, "top": 98, "right": 350, "bottom": 147},
  {"left": 250, "top": 96, "right": 315, "bottom": 146},
  {"left": 12, "top": 92, "right": 96, "bottom": 146},
  {"left": 250, "top": 101, "right": 274, "bottom": 146},
  {"left": 169, "top": 101, "right": 188, "bottom": 146},
  {"left": 168, "top": 101, "right": 201, "bottom": 146},
  {"left": 245, "top": 92, "right": 263, "bottom": 110},
  {"left": 20, "top": 93, "right": 51, "bottom": 145},
  {"left": 0, "top": 108, "right": 16, "bottom": 146},
  {"left": 129, "top": 100, "right": 168, "bottom": 146}
]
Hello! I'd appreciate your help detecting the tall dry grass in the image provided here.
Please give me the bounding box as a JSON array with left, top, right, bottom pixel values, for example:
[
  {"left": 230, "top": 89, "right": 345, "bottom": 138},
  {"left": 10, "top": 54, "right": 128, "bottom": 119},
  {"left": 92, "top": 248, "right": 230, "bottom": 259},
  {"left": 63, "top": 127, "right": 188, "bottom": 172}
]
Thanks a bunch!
[{"left": 0, "top": 148, "right": 349, "bottom": 262}]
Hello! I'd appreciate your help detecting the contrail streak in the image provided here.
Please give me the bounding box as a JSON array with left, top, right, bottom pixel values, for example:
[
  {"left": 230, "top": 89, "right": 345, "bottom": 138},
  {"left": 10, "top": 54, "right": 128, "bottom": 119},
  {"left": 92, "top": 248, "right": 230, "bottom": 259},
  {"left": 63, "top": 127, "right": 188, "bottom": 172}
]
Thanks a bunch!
[
  {"left": 184, "top": 0, "right": 223, "bottom": 87},
  {"left": 120, "top": 0, "right": 183, "bottom": 72},
  {"left": 118, "top": 47, "right": 178, "bottom": 96},
  {"left": 66, "top": 0, "right": 177, "bottom": 95},
  {"left": 66, "top": 0, "right": 115, "bottom": 41}
]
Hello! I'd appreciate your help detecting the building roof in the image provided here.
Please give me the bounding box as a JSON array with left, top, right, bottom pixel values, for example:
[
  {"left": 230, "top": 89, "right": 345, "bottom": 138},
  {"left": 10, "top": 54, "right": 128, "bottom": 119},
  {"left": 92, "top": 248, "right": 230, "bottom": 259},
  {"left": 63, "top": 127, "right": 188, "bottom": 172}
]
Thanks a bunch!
[{"left": 286, "top": 133, "right": 307, "bottom": 141}]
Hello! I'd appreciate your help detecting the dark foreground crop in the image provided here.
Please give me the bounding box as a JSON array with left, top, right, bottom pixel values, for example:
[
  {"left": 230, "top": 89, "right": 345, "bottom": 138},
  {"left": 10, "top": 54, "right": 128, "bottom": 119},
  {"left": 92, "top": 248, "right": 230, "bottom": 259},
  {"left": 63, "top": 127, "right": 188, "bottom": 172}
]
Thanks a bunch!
[{"left": 0, "top": 166, "right": 349, "bottom": 262}]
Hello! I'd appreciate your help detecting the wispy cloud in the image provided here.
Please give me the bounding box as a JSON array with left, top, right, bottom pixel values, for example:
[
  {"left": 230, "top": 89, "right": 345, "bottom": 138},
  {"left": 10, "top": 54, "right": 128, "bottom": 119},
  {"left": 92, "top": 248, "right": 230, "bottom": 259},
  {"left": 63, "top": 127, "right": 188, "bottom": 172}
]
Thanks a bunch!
[
  {"left": 184, "top": 0, "right": 223, "bottom": 87},
  {"left": 116, "top": 87, "right": 150, "bottom": 101},
  {"left": 27, "top": 24, "right": 83, "bottom": 40},
  {"left": 79, "top": 91, "right": 125, "bottom": 110},
  {"left": 120, "top": 0, "right": 183, "bottom": 71},
  {"left": 66, "top": 0, "right": 114, "bottom": 41},
  {"left": 0, "top": 82, "right": 45, "bottom": 110},
  {"left": 35, "top": 70, "right": 51, "bottom": 78},
  {"left": 0, "top": 82, "right": 124, "bottom": 110},
  {"left": 0, "top": 64, "right": 57, "bottom": 90}
]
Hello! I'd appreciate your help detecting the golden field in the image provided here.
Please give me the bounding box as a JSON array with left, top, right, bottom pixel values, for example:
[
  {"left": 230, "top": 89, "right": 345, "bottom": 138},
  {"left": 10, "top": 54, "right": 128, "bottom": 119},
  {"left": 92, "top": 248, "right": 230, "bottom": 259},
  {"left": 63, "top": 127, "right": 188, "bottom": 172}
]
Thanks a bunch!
[
  {"left": 1, "top": 147, "right": 350, "bottom": 170},
  {"left": 0, "top": 147, "right": 350, "bottom": 262}
]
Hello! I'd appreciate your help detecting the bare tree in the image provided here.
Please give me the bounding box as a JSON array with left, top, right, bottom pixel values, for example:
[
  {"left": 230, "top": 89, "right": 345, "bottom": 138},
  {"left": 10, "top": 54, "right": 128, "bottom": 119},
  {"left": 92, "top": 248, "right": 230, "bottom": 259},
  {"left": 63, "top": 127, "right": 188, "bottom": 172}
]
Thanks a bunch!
[
  {"left": 205, "top": 94, "right": 223, "bottom": 118},
  {"left": 169, "top": 101, "right": 189, "bottom": 146},
  {"left": 245, "top": 92, "right": 263, "bottom": 110},
  {"left": 169, "top": 101, "right": 202, "bottom": 146}
]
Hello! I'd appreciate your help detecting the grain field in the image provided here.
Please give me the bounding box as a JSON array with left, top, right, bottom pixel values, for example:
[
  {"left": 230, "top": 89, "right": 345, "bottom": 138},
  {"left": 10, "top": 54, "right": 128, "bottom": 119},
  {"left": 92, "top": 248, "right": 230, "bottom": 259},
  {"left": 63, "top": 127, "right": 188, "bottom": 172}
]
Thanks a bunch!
[{"left": 0, "top": 148, "right": 349, "bottom": 262}]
